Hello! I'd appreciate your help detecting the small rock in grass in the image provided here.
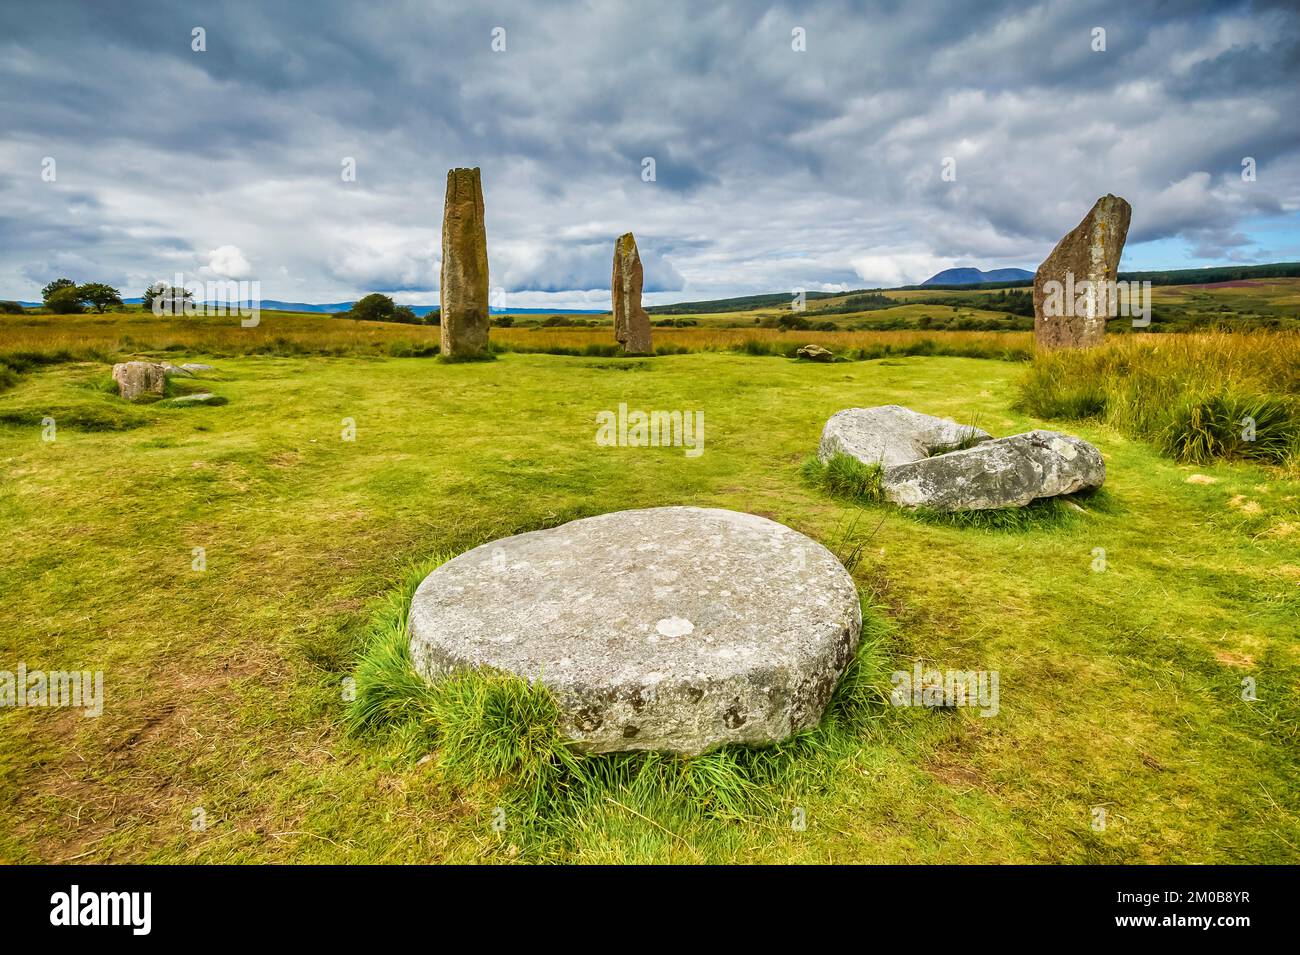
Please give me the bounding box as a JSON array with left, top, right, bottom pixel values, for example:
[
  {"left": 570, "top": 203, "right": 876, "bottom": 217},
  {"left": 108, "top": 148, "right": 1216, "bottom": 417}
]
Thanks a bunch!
[
  {"left": 111, "top": 361, "right": 166, "bottom": 401},
  {"left": 161, "top": 392, "right": 226, "bottom": 407},
  {"left": 797, "top": 344, "right": 835, "bottom": 362},
  {"left": 1186, "top": 474, "right": 1217, "bottom": 485}
]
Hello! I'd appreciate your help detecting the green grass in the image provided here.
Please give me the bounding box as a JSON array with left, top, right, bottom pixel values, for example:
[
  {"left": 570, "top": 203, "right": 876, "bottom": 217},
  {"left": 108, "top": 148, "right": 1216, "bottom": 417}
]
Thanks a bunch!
[
  {"left": 801, "top": 453, "right": 885, "bottom": 501},
  {"left": 1, "top": 347, "right": 1297, "bottom": 863}
]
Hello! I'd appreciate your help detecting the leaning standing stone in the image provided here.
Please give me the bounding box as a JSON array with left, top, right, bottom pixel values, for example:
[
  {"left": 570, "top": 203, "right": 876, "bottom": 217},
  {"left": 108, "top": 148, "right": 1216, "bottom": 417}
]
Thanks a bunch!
[
  {"left": 439, "top": 167, "right": 490, "bottom": 359},
  {"left": 111, "top": 361, "right": 166, "bottom": 401},
  {"left": 611, "top": 232, "right": 653, "bottom": 355},
  {"left": 1033, "top": 194, "right": 1132, "bottom": 350}
]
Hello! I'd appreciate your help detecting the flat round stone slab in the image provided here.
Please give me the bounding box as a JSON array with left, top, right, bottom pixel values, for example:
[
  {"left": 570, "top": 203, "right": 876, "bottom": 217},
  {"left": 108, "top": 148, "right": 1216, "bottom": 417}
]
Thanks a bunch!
[{"left": 408, "top": 506, "right": 861, "bottom": 755}]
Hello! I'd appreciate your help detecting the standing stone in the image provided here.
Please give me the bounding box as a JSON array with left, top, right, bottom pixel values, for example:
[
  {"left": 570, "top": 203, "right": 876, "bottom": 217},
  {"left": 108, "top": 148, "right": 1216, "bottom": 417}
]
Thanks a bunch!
[
  {"left": 611, "top": 232, "right": 653, "bottom": 355},
  {"left": 111, "top": 361, "right": 166, "bottom": 401},
  {"left": 1033, "top": 194, "right": 1132, "bottom": 350},
  {"left": 439, "top": 167, "right": 490, "bottom": 359}
]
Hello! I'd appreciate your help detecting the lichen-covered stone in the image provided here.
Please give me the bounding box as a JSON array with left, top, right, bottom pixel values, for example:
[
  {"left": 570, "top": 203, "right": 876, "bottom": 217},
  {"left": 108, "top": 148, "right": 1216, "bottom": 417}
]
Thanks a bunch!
[
  {"left": 881, "top": 430, "right": 1105, "bottom": 510},
  {"left": 440, "top": 167, "right": 490, "bottom": 358},
  {"left": 818, "top": 405, "right": 991, "bottom": 469},
  {"left": 611, "top": 232, "right": 652, "bottom": 355},
  {"left": 1033, "top": 194, "right": 1132, "bottom": 350},
  {"left": 111, "top": 361, "right": 166, "bottom": 401},
  {"left": 408, "top": 507, "right": 861, "bottom": 755}
]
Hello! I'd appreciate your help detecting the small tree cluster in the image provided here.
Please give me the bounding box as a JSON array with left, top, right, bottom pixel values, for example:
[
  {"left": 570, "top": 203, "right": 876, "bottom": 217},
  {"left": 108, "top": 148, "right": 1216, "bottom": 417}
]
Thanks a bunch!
[{"left": 39, "top": 277, "right": 124, "bottom": 314}]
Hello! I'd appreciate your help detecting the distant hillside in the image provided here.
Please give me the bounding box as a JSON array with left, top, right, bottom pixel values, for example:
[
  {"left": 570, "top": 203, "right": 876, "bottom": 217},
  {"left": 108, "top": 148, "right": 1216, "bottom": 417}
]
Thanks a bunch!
[
  {"left": 10, "top": 299, "right": 601, "bottom": 316},
  {"left": 922, "top": 267, "right": 1034, "bottom": 286},
  {"left": 647, "top": 291, "right": 840, "bottom": 314}
]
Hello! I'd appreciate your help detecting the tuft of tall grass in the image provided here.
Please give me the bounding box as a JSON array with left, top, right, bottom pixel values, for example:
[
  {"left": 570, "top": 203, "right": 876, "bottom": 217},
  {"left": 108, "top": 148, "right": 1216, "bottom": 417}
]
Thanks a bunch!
[
  {"left": 801, "top": 453, "right": 884, "bottom": 502},
  {"left": 1016, "top": 331, "right": 1300, "bottom": 469}
]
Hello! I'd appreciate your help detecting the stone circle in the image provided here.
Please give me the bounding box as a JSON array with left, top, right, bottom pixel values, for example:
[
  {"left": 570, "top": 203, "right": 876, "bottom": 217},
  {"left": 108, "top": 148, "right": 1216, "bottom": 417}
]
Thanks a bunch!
[{"left": 408, "top": 506, "right": 862, "bottom": 755}]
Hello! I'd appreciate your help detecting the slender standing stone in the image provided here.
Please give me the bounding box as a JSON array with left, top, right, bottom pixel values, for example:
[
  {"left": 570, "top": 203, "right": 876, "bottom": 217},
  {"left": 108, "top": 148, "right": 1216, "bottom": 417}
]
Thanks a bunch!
[
  {"left": 440, "top": 167, "right": 490, "bottom": 358},
  {"left": 611, "top": 232, "right": 653, "bottom": 355},
  {"left": 1033, "top": 194, "right": 1132, "bottom": 350}
]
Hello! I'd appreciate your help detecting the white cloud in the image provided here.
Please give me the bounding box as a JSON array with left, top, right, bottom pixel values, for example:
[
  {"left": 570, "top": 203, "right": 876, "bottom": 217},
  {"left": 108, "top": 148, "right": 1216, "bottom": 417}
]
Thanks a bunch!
[{"left": 203, "top": 245, "right": 252, "bottom": 279}]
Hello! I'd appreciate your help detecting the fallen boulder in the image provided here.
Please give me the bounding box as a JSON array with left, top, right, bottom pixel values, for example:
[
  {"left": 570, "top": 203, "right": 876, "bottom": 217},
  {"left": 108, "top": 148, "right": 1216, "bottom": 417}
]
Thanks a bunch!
[
  {"left": 882, "top": 430, "right": 1105, "bottom": 510},
  {"left": 797, "top": 344, "right": 835, "bottom": 362},
  {"left": 408, "top": 506, "right": 861, "bottom": 755},
  {"left": 818, "top": 405, "right": 991, "bottom": 468}
]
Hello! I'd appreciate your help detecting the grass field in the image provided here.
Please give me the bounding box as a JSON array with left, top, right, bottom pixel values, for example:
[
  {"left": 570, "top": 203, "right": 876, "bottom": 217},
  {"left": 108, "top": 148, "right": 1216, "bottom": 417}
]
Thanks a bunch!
[{"left": 1, "top": 320, "right": 1297, "bottom": 863}]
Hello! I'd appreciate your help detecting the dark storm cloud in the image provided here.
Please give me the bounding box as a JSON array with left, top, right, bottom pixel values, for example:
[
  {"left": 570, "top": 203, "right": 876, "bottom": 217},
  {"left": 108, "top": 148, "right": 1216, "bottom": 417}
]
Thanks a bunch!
[{"left": 1, "top": 0, "right": 1297, "bottom": 302}]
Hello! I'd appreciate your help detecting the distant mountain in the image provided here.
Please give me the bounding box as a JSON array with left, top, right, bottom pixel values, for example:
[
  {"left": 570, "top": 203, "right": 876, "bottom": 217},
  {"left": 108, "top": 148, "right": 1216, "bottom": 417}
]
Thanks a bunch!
[{"left": 921, "top": 268, "right": 1035, "bottom": 286}]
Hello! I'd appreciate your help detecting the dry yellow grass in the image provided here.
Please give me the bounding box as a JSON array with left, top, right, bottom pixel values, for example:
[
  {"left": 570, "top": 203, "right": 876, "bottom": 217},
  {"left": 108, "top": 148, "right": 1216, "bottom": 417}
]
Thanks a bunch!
[{"left": 0, "top": 309, "right": 1032, "bottom": 364}]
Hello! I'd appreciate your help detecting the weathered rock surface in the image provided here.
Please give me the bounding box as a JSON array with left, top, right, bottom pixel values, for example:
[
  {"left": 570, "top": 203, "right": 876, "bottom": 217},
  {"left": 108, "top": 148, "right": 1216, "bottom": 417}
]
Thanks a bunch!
[
  {"left": 111, "top": 361, "right": 166, "bottom": 401},
  {"left": 611, "top": 232, "right": 653, "bottom": 355},
  {"left": 161, "top": 363, "right": 193, "bottom": 378},
  {"left": 408, "top": 506, "right": 861, "bottom": 755},
  {"left": 881, "top": 430, "right": 1105, "bottom": 510},
  {"left": 1033, "top": 194, "right": 1132, "bottom": 350},
  {"left": 797, "top": 344, "right": 835, "bottom": 362},
  {"left": 818, "top": 405, "right": 991, "bottom": 469},
  {"left": 180, "top": 363, "right": 215, "bottom": 374},
  {"left": 439, "top": 167, "right": 490, "bottom": 359}
]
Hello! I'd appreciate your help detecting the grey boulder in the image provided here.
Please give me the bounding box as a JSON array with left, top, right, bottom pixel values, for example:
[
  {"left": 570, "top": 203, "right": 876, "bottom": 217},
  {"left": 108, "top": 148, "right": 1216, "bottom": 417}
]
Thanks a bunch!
[
  {"left": 111, "top": 361, "right": 166, "bottom": 401},
  {"left": 881, "top": 430, "right": 1105, "bottom": 511},
  {"left": 818, "top": 405, "right": 991, "bottom": 469},
  {"left": 408, "top": 506, "right": 861, "bottom": 756}
]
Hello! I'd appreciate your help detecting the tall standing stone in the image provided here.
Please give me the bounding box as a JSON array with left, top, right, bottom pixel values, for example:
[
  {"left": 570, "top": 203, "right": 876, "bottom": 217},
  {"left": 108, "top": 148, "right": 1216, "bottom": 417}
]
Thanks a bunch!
[
  {"left": 1033, "top": 194, "right": 1132, "bottom": 350},
  {"left": 611, "top": 232, "right": 653, "bottom": 355},
  {"left": 440, "top": 167, "right": 490, "bottom": 359}
]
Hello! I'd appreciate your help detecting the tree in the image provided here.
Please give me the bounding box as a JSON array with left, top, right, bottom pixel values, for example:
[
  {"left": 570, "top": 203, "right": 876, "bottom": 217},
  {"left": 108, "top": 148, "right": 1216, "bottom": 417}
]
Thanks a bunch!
[
  {"left": 143, "top": 283, "right": 193, "bottom": 315},
  {"left": 392, "top": 305, "right": 420, "bottom": 325},
  {"left": 347, "top": 293, "right": 399, "bottom": 323},
  {"left": 78, "top": 283, "right": 123, "bottom": 313},
  {"left": 349, "top": 293, "right": 395, "bottom": 322},
  {"left": 0, "top": 301, "right": 24, "bottom": 315},
  {"left": 46, "top": 286, "right": 85, "bottom": 314},
  {"left": 42, "top": 278, "right": 76, "bottom": 302}
]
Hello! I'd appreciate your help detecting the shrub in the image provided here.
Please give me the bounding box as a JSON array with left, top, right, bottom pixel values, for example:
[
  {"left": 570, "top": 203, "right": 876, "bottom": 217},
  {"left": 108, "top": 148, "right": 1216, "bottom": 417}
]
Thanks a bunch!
[
  {"left": 45, "top": 287, "right": 85, "bottom": 314},
  {"left": 0, "top": 301, "right": 24, "bottom": 315}
]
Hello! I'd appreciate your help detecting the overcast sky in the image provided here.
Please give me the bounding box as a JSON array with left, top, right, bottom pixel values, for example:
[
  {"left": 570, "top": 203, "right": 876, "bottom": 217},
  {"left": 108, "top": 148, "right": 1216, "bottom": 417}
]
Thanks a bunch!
[{"left": 2, "top": 0, "right": 1298, "bottom": 308}]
